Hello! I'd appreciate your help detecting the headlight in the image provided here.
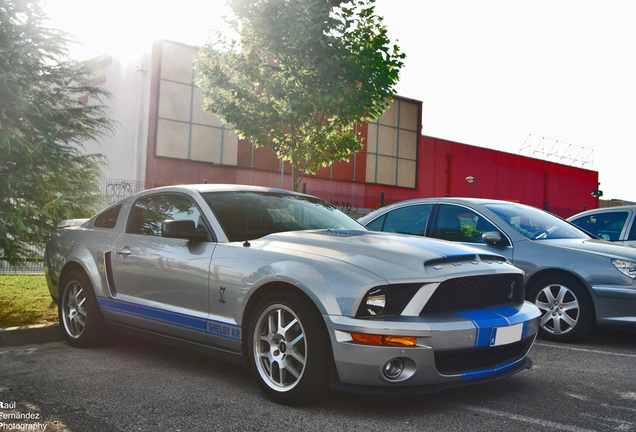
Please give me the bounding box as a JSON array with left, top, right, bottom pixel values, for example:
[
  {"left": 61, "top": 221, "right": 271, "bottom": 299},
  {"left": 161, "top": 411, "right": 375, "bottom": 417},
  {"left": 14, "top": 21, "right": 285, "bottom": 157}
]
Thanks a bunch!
[
  {"left": 612, "top": 259, "right": 636, "bottom": 279},
  {"left": 365, "top": 288, "right": 386, "bottom": 315},
  {"left": 356, "top": 284, "right": 422, "bottom": 317}
]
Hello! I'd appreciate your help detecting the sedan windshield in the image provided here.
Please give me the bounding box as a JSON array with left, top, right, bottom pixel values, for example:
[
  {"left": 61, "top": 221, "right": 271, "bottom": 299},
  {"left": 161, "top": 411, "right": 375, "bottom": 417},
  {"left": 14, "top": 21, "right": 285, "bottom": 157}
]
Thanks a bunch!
[
  {"left": 204, "top": 192, "right": 364, "bottom": 242},
  {"left": 484, "top": 203, "right": 589, "bottom": 240}
]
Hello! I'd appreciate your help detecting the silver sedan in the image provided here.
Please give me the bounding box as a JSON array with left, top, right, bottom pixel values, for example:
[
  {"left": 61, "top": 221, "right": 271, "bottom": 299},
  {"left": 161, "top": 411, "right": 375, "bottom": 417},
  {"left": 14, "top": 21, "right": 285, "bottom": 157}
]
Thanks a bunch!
[
  {"left": 359, "top": 198, "right": 636, "bottom": 342},
  {"left": 45, "top": 185, "right": 540, "bottom": 405}
]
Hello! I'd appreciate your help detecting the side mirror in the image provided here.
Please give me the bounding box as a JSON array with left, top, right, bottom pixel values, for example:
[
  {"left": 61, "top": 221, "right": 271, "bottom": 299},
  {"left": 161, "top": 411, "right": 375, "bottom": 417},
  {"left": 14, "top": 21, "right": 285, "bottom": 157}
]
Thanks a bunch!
[
  {"left": 482, "top": 231, "right": 507, "bottom": 246},
  {"left": 162, "top": 220, "right": 208, "bottom": 241}
]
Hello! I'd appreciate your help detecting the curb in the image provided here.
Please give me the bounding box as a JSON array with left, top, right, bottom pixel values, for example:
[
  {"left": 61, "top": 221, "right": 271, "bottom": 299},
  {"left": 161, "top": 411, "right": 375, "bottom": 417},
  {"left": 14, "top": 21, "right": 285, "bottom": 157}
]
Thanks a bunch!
[{"left": 0, "top": 323, "right": 63, "bottom": 347}]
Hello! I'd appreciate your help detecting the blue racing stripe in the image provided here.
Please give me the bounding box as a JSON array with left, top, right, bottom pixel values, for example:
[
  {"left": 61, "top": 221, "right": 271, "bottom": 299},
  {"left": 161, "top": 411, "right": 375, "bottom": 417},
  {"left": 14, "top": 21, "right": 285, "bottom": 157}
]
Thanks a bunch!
[
  {"left": 460, "top": 359, "right": 518, "bottom": 381},
  {"left": 97, "top": 296, "right": 241, "bottom": 341},
  {"left": 454, "top": 309, "right": 511, "bottom": 348}
]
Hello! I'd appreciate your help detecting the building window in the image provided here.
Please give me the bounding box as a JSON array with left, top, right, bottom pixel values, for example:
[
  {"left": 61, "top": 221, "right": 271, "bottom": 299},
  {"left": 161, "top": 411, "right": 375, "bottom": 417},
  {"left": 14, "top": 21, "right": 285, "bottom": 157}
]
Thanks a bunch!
[
  {"left": 365, "top": 98, "right": 419, "bottom": 188},
  {"left": 155, "top": 41, "right": 239, "bottom": 166}
]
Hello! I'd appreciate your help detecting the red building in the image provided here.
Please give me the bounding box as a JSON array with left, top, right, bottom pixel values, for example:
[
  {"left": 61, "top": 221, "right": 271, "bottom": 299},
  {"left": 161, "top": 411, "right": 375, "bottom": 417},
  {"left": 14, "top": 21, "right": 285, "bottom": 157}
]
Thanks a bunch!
[{"left": 144, "top": 40, "right": 598, "bottom": 219}]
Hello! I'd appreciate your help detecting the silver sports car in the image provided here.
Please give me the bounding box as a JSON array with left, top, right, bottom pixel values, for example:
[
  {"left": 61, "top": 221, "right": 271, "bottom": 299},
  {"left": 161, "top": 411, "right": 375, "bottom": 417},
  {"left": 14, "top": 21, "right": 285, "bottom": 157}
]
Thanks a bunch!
[{"left": 45, "top": 185, "right": 540, "bottom": 405}]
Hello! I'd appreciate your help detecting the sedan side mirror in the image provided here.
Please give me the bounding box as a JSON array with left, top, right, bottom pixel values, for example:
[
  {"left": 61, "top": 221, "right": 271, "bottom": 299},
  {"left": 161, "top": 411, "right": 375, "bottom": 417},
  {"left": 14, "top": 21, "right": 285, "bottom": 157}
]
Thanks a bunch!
[
  {"left": 162, "top": 220, "right": 208, "bottom": 241},
  {"left": 482, "top": 231, "right": 507, "bottom": 246}
]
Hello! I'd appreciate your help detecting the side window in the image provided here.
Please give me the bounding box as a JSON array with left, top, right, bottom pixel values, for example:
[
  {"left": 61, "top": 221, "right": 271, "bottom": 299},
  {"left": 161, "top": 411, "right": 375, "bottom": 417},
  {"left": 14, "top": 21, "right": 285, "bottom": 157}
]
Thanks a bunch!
[
  {"left": 127, "top": 194, "right": 205, "bottom": 237},
  {"left": 93, "top": 204, "right": 122, "bottom": 229},
  {"left": 365, "top": 214, "right": 386, "bottom": 232},
  {"left": 432, "top": 205, "right": 503, "bottom": 244},
  {"left": 570, "top": 212, "right": 628, "bottom": 241},
  {"left": 629, "top": 215, "right": 636, "bottom": 241},
  {"left": 381, "top": 204, "right": 434, "bottom": 236}
]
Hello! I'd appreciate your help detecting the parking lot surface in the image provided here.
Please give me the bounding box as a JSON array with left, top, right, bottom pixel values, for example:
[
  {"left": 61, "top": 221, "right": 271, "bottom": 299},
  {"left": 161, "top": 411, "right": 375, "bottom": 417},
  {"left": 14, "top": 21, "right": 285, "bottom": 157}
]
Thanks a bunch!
[{"left": 1, "top": 329, "right": 635, "bottom": 431}]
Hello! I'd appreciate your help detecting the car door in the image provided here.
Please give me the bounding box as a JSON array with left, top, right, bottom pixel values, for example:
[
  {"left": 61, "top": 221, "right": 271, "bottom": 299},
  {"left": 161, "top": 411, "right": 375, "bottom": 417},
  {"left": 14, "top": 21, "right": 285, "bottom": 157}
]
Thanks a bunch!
[
  {"left": 430, "top": 204, "right": 514, "bottom": 262},
  {"left": 109, "top": 193, "right": 216, "bottom": 344}
]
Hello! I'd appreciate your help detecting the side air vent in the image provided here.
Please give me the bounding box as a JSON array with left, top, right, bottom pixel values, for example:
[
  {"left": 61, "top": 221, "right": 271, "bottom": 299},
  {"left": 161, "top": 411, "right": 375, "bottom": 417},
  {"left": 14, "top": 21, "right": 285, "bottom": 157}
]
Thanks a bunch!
[{"left": 104, "top": 251, "right": 118, "bottom": 298}]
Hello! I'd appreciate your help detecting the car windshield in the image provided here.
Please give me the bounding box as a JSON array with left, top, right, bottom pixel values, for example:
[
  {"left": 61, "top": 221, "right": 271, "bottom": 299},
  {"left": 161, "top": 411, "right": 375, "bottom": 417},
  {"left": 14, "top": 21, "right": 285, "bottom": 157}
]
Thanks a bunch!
[
  {"left": 203, "top": 191, "right": 364, "bottom": 242},
  {"left": 483, "top": 203, "right": 589, "bottom": 240}
]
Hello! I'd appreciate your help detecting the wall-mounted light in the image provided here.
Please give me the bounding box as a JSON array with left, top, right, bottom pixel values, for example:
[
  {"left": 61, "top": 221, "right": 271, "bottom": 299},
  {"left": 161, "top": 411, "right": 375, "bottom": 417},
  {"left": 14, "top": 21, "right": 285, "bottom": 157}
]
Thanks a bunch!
[{"left": 466, "top": 176, "right": 476, "bottom": 198}]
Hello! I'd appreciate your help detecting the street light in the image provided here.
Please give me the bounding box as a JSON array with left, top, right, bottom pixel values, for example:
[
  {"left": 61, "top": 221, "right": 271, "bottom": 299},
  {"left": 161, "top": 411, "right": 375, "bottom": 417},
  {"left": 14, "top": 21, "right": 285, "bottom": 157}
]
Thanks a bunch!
[{"left": 466, "top": 176, "right": 476, "bottom": 198}]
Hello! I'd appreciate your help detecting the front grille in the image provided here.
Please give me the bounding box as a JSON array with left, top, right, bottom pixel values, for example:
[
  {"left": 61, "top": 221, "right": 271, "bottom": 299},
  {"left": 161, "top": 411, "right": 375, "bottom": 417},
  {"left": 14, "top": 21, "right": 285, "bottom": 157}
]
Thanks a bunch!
[
  {"left": 421, "top": 274, "right": 524, "bottom": 314},
  {"left": 435, "top": 337, "right": 534, "bottom": 375}
]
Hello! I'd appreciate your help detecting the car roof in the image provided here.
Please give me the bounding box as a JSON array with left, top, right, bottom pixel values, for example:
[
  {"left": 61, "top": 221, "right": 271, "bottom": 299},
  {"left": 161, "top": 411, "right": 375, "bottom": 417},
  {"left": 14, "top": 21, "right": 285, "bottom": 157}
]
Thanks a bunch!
[
  {"left": 382, "top": 197, "right": 526, "bottom": 208},
  {"left": 146, "top": 184, "right": 300, "bottom": 195},
  {"left": 568, "top": 205, "right": 636, "bottom": 219}
]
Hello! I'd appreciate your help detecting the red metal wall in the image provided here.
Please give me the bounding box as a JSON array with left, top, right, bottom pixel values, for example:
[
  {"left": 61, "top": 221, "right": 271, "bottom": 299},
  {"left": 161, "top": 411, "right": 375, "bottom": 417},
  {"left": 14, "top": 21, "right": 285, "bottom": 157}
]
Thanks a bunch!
[
  {"left": 145, "top": 134, "right": 598, "bottom": 218},
  {"left": 419, "top": 136, "right": 599, "bottom": 218}
]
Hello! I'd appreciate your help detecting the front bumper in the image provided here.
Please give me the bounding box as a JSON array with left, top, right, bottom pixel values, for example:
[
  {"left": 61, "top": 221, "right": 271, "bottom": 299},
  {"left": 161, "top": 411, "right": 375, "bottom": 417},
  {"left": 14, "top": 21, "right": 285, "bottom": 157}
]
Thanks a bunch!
[{"left": 323, "top": 301, "right": 540, "bottom": 392}]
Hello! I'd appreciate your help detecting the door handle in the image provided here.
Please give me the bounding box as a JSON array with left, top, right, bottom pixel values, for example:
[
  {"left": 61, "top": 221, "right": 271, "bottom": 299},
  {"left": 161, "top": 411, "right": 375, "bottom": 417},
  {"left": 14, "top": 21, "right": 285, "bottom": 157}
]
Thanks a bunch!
[{"left": 115, "top": 246, "right": 132, "bottom": 257}]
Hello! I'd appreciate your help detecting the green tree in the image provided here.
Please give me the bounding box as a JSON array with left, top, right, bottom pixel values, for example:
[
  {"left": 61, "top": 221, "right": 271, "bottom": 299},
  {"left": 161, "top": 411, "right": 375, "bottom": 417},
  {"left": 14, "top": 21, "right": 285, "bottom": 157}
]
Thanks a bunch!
[
  {"left": 0, "top": 0, "right": 115, "bottom": 266},
  {"left": 195, "top": 0, "right": 404, "bottom": 191}
]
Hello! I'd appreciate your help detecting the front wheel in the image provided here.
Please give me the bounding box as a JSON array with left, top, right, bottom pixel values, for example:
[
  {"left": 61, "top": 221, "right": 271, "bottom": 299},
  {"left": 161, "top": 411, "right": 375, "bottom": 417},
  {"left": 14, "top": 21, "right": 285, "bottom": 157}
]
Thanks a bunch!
[
  {"left": 247, "top": 291, "right": 332, "bottom": 405},
  {"left": 59, "top": 269, "right": 104, "bottom": 347},
  {"left": 528, "top": 274, "right": 595, "bottom": 342}
]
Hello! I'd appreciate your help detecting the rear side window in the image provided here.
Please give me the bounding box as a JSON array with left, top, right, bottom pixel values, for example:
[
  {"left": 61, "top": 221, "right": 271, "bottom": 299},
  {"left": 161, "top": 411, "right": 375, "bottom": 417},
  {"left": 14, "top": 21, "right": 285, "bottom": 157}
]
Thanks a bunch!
[
  {"left": 93, "top": 204, "right": 122, "bottom": 229},
  {"left": 570, "top": 211, "right": 628, "bottom": 241},
  {"left": 380, "top": 204, "right": 434, "bottom": 236}
]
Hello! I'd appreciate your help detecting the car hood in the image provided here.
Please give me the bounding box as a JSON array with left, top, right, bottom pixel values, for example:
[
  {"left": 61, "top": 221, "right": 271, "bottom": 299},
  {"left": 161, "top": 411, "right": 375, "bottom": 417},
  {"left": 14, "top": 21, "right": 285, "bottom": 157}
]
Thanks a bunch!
[
  {"left": 540, "top": 238, "right": 636, "bottom": 260},
  {"left": 255, "top": 229, "right": 508, "bottom": 281}
]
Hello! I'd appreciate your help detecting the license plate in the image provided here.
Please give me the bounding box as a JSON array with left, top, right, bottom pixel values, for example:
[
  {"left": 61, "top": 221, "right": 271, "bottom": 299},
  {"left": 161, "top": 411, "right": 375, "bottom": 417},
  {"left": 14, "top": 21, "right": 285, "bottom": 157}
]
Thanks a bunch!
[{"left": 490, "top": 323, "right": 523, "bottom": 347}]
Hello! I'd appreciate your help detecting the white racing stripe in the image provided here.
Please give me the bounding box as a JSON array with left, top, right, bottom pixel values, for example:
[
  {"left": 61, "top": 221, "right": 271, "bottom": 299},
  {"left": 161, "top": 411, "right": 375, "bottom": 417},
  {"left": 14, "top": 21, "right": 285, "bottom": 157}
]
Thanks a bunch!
[
  {"left": 534, "top": 342, "right": 636, "bottom": 359},
  {"left": 461, "top": 405, "right": 598, "bottom": 432}
]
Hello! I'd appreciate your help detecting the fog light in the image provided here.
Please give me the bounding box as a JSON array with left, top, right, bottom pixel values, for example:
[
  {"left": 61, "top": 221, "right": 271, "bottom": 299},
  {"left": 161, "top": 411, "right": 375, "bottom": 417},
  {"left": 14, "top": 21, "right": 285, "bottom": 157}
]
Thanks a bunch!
[{"left": 383, "top": 358, "right": 405, "bottom": 380}]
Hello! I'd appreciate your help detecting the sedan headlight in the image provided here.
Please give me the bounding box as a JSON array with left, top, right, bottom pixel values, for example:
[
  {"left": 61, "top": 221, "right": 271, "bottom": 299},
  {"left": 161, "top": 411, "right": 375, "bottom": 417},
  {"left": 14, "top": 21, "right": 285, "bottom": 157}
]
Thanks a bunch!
[
  {"left": 612, "top": 259, "right": 636, "bottom": 279},
  {"left": 357, "top": 284, "right": 422, "bottom": 317}
]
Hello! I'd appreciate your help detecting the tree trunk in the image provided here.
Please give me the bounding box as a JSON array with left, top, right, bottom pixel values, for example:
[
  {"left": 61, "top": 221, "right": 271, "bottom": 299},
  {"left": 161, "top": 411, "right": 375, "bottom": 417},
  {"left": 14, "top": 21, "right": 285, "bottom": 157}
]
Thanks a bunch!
[{"left": 291, "top": 156, "right": 300, "bottom": 192}]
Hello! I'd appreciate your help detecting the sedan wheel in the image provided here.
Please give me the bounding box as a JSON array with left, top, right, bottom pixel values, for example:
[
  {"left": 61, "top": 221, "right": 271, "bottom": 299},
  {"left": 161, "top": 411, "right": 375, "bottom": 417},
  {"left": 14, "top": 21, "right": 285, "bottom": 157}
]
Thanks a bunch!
[
  {"left": 247, "top": 290, "right": 331, "bottom": 405},
  {"left": 529, "top": 275, "right": 594, "bottom": 342},
  {"left": 59, "top": 270, "right": 104, "bottom": 347}
]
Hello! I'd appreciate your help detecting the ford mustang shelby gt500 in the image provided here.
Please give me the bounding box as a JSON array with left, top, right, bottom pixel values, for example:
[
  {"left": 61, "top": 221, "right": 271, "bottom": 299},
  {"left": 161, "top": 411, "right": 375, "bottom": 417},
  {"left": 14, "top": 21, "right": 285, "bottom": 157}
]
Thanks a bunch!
[{"left": 45, "top": 184, "right": 540, "bottom": 405}]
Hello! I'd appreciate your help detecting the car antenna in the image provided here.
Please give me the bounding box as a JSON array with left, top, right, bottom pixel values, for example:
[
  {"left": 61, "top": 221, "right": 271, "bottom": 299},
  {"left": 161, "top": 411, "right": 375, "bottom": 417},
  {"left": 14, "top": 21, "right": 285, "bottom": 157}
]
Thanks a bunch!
[{"left": 243, "top": 206, "right": 251, "bottom": 247}]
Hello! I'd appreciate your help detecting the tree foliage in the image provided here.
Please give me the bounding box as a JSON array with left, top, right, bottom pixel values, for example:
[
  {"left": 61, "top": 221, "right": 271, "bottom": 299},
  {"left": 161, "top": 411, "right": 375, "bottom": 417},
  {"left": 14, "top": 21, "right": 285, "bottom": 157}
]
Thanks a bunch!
[
  {"left": 195, "top": 0, "right": 404, "bottom": 191},
  {"left": 0, "top": 0, "right": 115, "bottom": 265}
]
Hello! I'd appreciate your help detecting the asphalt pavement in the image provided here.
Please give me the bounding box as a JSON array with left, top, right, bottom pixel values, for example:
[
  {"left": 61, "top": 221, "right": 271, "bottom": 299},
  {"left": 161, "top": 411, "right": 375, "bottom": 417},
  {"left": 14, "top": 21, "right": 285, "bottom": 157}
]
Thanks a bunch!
[{"left": 1, "top": 325, "right": 635, "bottom": 431}]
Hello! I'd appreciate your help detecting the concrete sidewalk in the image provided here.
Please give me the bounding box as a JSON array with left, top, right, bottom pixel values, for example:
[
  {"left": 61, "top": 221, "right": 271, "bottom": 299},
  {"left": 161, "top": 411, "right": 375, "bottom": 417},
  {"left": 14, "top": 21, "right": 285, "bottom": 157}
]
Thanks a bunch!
[{"left": 0, "top": 323, "right": 63, "bottom": 347}]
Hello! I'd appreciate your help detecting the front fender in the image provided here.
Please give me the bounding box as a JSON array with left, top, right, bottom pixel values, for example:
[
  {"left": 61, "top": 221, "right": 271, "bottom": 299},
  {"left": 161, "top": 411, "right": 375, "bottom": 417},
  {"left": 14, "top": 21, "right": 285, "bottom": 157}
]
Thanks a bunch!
[{"left": 235, "top": 258, "right": 387, "bottom": 327}]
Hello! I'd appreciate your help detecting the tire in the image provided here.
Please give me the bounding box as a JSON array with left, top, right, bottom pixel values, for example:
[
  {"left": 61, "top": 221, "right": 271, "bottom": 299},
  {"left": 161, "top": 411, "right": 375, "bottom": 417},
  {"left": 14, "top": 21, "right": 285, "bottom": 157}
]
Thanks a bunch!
[
  {"left": 58, "top": 269, "right": 104, "bottom": 348},
  {"left": 528, "top": 274, "right": 595, "bottom": 342},
  {"left": 246, "top": 290, "right": 332, "bottom": 405}
]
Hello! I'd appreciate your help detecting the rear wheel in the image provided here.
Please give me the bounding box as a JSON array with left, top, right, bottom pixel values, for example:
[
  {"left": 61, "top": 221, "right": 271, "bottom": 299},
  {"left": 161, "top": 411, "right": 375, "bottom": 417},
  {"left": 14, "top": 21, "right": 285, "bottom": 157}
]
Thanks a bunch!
[
  {"left": 246, "top": 290, "right": 331, "bottom": 405},
  {"left": 59, "top": 269, "right": 104, "bottom": 347},
  {"left": 529, "top": 274, "right": 595, "bottom": 342}
]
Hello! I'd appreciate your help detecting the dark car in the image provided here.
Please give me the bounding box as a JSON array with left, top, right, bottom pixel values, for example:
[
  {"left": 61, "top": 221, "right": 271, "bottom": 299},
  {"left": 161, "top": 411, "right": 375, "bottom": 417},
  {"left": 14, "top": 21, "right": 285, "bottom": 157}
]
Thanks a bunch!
[{"left": 359, "top": 198, "right": 636, "bottom": 342}]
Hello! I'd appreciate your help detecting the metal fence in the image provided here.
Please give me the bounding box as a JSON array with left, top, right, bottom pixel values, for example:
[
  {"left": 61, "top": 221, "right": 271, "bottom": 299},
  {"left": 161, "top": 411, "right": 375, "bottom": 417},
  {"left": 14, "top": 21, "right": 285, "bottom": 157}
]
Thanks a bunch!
[
  {"left": 0, "top": 244, "right": 45, "bottom": 274},
  {"left": 99, "top": 178, "right": 146, "bottom": 209},
  {"left": 1, "top": 178, "right": 145, "bottom": 275}
]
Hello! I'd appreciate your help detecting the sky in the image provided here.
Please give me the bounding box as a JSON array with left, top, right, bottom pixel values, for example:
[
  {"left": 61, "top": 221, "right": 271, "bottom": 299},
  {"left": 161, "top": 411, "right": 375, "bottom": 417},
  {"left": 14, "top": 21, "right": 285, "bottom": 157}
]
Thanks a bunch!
[{"left": 43, "top": 0, "right": 636, "bottom": 202}]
